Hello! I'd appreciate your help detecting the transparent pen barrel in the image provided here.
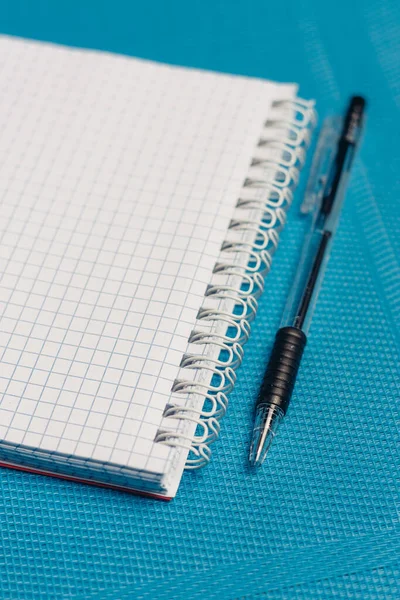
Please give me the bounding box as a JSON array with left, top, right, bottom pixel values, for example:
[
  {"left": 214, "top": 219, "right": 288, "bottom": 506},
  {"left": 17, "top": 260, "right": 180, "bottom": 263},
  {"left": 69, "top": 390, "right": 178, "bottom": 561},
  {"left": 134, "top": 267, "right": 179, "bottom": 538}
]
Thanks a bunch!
[
  {"left": 282, "top": 158, "right": 353, "bottom": 335},
  {"left": 280, "top": 228, "right": 333, "bottom": 334}
]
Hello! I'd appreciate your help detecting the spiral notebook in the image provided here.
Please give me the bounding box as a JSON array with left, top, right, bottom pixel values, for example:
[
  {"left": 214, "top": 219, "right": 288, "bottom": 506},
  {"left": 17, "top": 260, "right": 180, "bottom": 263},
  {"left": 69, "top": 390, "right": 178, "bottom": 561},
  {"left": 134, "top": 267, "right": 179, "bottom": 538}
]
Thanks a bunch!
[{"left": 0, "top": 36, "right": 315, "bottom": 499}]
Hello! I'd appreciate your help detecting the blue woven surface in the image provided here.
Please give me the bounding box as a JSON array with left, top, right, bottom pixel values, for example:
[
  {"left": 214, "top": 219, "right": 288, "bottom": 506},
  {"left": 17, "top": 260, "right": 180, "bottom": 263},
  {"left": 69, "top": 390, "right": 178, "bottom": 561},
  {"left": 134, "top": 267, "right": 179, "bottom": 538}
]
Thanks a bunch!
[{"left": 0, "top": 0, "right": 399, "bottom": 598}]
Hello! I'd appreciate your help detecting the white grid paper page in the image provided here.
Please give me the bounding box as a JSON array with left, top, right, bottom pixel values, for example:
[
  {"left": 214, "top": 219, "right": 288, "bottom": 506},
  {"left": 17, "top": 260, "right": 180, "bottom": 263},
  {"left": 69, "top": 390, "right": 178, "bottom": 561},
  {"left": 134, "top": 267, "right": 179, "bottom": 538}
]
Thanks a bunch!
[{"left": 0, "top": 36, "right": 295, "bottom": 486}]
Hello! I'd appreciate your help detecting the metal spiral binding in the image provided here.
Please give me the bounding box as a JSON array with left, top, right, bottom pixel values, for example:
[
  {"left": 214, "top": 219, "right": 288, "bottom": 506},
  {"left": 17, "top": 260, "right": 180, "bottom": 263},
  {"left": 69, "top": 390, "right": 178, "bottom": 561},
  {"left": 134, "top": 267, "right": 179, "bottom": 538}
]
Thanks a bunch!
[{"left": 155, "top": 98, "right": 316, "bottom": 468}]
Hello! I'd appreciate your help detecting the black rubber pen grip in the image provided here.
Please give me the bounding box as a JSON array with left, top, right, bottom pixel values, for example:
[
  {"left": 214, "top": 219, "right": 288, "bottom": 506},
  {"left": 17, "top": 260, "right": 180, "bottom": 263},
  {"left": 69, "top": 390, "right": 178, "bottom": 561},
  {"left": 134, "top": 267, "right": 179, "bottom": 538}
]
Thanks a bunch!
[{"left": 256, "top": 326, "right": 307, "bottom": 415}]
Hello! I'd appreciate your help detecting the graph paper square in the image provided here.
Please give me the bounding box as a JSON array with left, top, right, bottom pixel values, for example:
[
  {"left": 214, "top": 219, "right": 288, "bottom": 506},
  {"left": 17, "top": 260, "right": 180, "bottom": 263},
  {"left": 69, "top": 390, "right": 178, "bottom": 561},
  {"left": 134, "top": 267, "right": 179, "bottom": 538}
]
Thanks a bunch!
[{"left": 0, "top": 35, "right": 295, "bottom": 495}]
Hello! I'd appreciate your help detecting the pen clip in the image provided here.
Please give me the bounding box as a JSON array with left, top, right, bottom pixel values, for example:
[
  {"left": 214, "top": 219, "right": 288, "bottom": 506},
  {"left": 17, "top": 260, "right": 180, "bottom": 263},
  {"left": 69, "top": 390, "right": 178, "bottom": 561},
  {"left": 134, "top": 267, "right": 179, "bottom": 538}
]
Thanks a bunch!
[{"left": 301, "top": 116, "right": 342, "bottom": 215}]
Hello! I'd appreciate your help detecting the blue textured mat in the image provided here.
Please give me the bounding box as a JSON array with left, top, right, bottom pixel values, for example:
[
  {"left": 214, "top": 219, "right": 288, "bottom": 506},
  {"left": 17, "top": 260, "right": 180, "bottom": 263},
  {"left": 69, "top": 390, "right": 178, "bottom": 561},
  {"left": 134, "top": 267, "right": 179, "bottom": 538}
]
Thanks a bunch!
[
  {"left": 0, "top": 0, "right": 399, "bottom": 598},
  {"left": 90, "top": 531, "right": 400, "bottom": 599}
]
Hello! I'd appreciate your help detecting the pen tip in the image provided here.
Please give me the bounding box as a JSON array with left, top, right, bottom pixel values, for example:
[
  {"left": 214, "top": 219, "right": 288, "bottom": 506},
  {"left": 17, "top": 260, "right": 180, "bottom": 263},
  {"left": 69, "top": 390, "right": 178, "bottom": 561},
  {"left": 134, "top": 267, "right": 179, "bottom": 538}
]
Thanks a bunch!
[{"left": 249, "top": 404, "right": 284, "bottom": 467}]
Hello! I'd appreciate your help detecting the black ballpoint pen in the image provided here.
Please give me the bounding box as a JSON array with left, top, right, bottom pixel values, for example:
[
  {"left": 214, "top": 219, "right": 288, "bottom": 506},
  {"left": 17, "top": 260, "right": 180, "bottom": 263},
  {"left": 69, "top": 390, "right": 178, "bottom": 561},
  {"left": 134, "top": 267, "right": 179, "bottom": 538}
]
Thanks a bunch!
[{"left": 249, "top": 95, "right": 366, "bottom": 466}]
